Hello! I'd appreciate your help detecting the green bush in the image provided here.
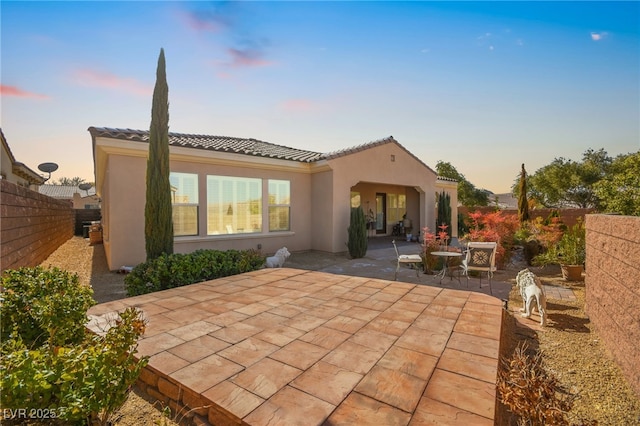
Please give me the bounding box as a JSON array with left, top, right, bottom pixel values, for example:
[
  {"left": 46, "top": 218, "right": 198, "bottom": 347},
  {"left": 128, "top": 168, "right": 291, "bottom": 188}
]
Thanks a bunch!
[
  {"left": 1, "top": 308, "right": 147, "bottom": 424},
  {"left": 124, "top": 248, "right": 266, "bottom": 296},
  {"left": 0, "top": 267, "right": 95, "bottom": 347},
  {"left": 347, "top": 207, "right": 368, "bottom": 258},
  {"left": 0, "top": 267, "right": 148, "bottom": 425}
]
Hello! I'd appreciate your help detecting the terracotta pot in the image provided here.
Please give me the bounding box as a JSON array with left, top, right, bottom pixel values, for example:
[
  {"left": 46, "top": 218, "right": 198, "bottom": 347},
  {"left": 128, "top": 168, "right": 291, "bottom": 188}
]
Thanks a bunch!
[{"left": 561, "top": 264, "right": 583, "bottom": 281}]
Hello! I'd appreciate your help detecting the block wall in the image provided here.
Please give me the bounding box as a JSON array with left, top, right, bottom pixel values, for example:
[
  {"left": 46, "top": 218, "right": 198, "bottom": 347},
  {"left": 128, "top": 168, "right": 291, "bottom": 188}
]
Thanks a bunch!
[
  {"left": 1, "top": 179, "right": 74, "bottom": 272},
  {"left": 137, "top": 366, "right": 241, "bottom": 426},
  {"left": 585, "top": 214, "right": 640, "bottom": 398}
]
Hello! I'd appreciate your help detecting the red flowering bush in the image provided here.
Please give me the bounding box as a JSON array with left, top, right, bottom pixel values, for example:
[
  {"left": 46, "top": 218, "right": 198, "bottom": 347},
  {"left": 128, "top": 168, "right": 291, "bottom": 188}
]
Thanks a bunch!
[
  {"left": 420, "top": 226, "right": 441, "bottom": 273},
  {"left": 463, "top": 210, "right": 519, "bottom": 268}
]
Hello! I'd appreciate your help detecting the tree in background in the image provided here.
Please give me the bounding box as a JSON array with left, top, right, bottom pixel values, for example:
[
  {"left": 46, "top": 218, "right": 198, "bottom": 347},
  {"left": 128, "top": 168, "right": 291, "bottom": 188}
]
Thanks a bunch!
[
  {"left": 54, "top": 177, "right": 87, "bottom": 186},
  {"left": 593, "top": 151, "right": 640, "bottom": 216},
  {"left": 347, "top": 207, "right": 368, "bottom": 258},
  {"left": 526, "top": 149, "right": 612, "bottom": 209},
  {"left": 517, "top": 164, "right": 530, "bottom": 223},
  {"left": 435, "top": 161, "right": 490, "bottom": 207},
  {"left": 145, "top": 48, "right": 173, "bottom": 260}
]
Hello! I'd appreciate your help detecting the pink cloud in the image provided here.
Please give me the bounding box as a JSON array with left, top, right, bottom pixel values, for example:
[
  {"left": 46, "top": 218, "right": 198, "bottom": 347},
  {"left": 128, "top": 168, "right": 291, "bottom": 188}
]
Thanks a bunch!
[
  {"left": 179, "top": 9, "right": 226, "bottom": 33},
  {"left": 0, "top": 84, "right": 50, "bottom": 99},
  {"left": 226, "top": 48, "right": 273, "bottom": 68},
  {"left": 281, "top": 98, "right": 318, "bottom": 113},
  {"left": 72, "top": 68, "right": 152, "bottom": 96}
]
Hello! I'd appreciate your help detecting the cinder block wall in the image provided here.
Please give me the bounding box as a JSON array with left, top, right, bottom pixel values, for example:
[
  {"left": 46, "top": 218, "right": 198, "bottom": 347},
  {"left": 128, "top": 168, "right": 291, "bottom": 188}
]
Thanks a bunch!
[
  {"left": 585, "top": 214, "right": 640, "bottom": 398},
  {"left": 1, "top": 180, "right": 74, "bottom": 272}
]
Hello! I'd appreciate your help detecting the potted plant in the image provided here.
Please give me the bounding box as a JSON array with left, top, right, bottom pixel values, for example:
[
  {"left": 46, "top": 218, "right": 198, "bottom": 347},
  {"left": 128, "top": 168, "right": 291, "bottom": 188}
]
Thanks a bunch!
[{"left": 533, "top": 221, "right": 585, "bottom": 280}]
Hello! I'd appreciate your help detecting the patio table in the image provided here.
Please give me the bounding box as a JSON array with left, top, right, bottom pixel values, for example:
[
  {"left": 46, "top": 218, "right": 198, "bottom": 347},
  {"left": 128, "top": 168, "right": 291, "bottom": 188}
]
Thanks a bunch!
[{"left": 430, "top": 251, "right": 463, "bottom": 284}]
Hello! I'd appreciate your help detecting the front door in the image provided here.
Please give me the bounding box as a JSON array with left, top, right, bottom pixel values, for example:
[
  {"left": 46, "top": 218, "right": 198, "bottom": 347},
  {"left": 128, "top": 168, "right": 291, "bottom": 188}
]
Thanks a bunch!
[{"left": 376, "top": 193, "right": 386, "bottom": 234}]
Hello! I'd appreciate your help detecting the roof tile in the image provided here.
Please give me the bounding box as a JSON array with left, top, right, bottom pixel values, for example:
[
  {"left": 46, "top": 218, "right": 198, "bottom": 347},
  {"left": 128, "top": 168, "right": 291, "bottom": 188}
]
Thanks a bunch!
[{"left": 89, "top": 127, "right": 323, "bottom": 163}]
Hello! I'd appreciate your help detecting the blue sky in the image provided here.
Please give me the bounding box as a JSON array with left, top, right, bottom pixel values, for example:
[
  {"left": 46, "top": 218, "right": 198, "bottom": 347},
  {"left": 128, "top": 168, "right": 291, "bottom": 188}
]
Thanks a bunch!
[{"left": 2, "top": 1, "right": 638, "bottom": 193}]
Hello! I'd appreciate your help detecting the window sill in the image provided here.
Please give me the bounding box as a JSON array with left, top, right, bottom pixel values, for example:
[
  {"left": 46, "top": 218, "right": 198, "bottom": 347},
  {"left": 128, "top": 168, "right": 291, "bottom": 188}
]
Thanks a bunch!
[{"left": 174, "top": 231, "right": 295, "bottom": 244}]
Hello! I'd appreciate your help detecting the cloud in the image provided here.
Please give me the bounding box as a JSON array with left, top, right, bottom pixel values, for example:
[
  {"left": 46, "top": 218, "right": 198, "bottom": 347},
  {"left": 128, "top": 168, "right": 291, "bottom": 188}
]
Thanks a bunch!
[
  {"left": 225, "top": 47, "right": 273, "bottom": 68},
  {"left": 0, "top": 84, "right": 50, "bottom": 99},
  {"left": 280, "top": 98, "right": 318, "bottom": 113},
  {"left": 179, "top": 8, "right": 229, "bottom": 33},
  {"left": 178, "top": 3, "right": 274, "bottom": 76},
  {"left": 590, "top": 32, "right": 609, "bottom": 41},
  {"left": 71, "top": 69, "right": 152, "bottom": 96}
]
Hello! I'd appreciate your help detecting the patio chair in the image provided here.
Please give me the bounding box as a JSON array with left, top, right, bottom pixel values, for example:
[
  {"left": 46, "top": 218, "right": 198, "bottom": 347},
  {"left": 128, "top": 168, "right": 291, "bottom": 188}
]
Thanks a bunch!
[
  {"left": 392, "top": 240, "right": 422, "bottom": 280},
  {"left": 460, "top": 241, "right": 497, "bottom": 295}
]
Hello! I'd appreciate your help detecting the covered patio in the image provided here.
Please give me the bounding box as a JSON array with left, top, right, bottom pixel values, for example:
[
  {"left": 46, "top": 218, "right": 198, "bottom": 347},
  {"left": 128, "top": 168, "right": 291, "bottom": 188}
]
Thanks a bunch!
[{"left": 87, "top": 267, "right": 503, "bottom": 425}]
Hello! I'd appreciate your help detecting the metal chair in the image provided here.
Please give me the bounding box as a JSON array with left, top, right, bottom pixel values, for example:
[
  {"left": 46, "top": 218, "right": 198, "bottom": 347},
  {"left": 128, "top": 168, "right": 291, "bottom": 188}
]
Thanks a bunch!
[
  {"left": 392, "top": 240, "right": 422, "bottom": 280},
  {"left": 460, "top": 241, "right": 497, "bottom": 295}
]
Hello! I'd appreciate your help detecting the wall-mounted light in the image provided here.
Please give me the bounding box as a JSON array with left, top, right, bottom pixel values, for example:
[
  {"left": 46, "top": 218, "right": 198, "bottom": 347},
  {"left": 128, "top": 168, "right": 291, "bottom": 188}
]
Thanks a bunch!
[{"left": 390, "top": 155, "right": 395, "bottom": 162}]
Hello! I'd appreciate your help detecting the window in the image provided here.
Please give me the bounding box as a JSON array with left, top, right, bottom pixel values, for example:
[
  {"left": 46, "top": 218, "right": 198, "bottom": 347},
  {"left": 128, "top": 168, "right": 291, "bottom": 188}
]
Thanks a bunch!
[
  {"left": 170, "top": 172, "right": 198, "bottom": 236},
  {"left": 207, "top": 176, "right": 262, "bottom": 235},
  {"left": 387, "top": 193, "right": 406, "bottom": 224},
  {"left": 269, "top": 180, "right": 290, "bottom": 232}
]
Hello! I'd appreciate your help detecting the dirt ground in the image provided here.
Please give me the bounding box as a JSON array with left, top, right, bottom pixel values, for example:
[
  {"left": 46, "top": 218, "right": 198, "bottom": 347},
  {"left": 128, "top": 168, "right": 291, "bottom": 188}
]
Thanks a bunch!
[
  {"left": 38, "top": 236, "right": 640, "bottom": 425},
  {"left": 498, "top": 266, "right": 640, "bottom": 425}
]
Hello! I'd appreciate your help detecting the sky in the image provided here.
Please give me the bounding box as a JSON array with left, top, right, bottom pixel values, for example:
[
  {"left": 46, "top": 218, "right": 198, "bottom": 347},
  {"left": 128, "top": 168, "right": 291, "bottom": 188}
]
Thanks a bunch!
[{"left": 2, "top": 1, "right": 639, "bottom": 194}]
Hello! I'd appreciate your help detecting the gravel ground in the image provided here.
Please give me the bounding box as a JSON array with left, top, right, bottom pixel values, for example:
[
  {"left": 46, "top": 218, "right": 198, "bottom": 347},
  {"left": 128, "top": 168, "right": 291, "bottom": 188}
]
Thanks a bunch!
[
  {"left": 500, "top": 266, "right": 640, "bottom": 425},
  {"left": 39, "top": 237, "right": 177, "bottom": 426},
  {"left": 38, "top": 236, "right": 640, "bottom": 425}
]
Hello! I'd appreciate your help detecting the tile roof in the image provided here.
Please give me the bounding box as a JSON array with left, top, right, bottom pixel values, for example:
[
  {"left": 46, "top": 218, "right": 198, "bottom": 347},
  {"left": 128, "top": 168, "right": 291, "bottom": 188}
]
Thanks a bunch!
[
  {"left": 38, "top": 185, "right": 97, "bottom": 199},
  {"left": 89, "top": 127, "right": 436, "bottom": 174},
  {"left": 89, "top": 127, "right": 324, "bottom": 163},
  {"left": 1, "top": 128, "right": 46, "bottom": 184}
]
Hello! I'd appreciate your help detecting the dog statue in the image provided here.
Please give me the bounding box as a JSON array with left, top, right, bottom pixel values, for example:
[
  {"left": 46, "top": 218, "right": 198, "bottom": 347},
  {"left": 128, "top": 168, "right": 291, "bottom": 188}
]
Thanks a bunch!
[
  {"left": 265, "top": 247, "right": 290, "bottom": 268},
  {"left": 516, "top": 268, "right": 547, "bottom": 326}
]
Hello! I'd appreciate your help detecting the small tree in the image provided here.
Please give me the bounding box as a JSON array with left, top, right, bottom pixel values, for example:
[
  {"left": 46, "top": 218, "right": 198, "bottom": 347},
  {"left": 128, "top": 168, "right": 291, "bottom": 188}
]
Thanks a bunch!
[
  {"left": 518, "top": 163, "right": 530, "bottom": 224},
  {"left": 436, "top": 191, "right": 452, "bottom": 234},
  {"left": 347, "top": 207, "right": 368, "bottom": 258},
  {"left": 145, "top": 48, "right": 173, "bottom": 260}
]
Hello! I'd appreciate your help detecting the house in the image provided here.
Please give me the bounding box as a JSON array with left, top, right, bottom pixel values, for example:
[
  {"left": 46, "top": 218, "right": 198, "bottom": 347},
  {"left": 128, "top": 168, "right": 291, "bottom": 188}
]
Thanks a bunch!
[
  {"left": 0, "top": 128, "right": 46, "bottom": 188},
  {"left": 90, "top": 127, "right": 457, "bottom": 270},
  {"left": 38, "top": 185, "right": 100, "bottom": 210}
]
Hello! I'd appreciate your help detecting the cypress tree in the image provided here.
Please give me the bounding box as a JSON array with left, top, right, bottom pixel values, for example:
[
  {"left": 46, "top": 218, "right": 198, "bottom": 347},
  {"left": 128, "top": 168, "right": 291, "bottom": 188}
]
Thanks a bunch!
[
  {"left": 518, "top": 163, "right": 530, "bottom": 223},
  {"left": 436, "top": 191, "right": 452, "bottom": 232},
  {"left": 347, "top": 207, "right": 368, "bottom": 258},
  {"left": 145, "top": 48, "right": 173, "bottom": 260}
]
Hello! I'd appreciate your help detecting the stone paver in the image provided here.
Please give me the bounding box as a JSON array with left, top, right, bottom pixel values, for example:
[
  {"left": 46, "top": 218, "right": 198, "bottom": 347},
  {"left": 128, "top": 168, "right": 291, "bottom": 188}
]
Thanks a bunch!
[{"left": 87, "top": 268, "right": 504, "bottom": 425}]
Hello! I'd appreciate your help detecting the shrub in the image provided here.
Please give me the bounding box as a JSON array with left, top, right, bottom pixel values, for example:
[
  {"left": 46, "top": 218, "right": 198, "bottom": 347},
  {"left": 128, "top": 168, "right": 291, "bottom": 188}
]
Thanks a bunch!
[
  {"left": 0, "top": 268, "right": 148, "bottom": 425},
  {"left": 1, "top": 308, "right": 148, "bottom": 425},
  {"left": 347, "top": 207, "right": 368, "bottom": 259},
  {"left": 497, "top": 342, "right": 596, "bottom": 426},
  {"left": 463, "top": 210, "right": 519, "bottom": 268},
  {"left": 0, "top": 266, "right": 95, "bottom": 347},
  {"left": 124, "top": 248, "right": 265, "bottom": 296},
  {"left": 420, "top": 226, "right": 441, "bottom": 273}
]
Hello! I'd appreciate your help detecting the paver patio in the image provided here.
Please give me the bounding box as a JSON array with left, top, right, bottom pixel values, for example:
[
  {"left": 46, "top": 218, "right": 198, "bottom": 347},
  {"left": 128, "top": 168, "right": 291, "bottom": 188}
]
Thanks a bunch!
[{"left": 87, "top": 267, "right": 503, "bottom": 425}]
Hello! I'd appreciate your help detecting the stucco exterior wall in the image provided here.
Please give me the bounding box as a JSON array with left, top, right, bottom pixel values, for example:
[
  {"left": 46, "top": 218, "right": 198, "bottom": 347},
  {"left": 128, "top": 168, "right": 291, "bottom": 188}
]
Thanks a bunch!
[
  {"left": 94, "top": 134, "right": 446, "bottom": 267},
  {"left": 585, "top": 214, "right": 640, "bottom": 398},
  {"left": 102, "top": 154, "right": 147, "bottom": 269},
  {"left": 326, "top": 142, "right": 437, "bottom": 252},
  {"left": 310, "top": 169, "right": 334, "bottom": 252},
  {"left": 97, "top": 143, "right": 315, "bottom": 270}
]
